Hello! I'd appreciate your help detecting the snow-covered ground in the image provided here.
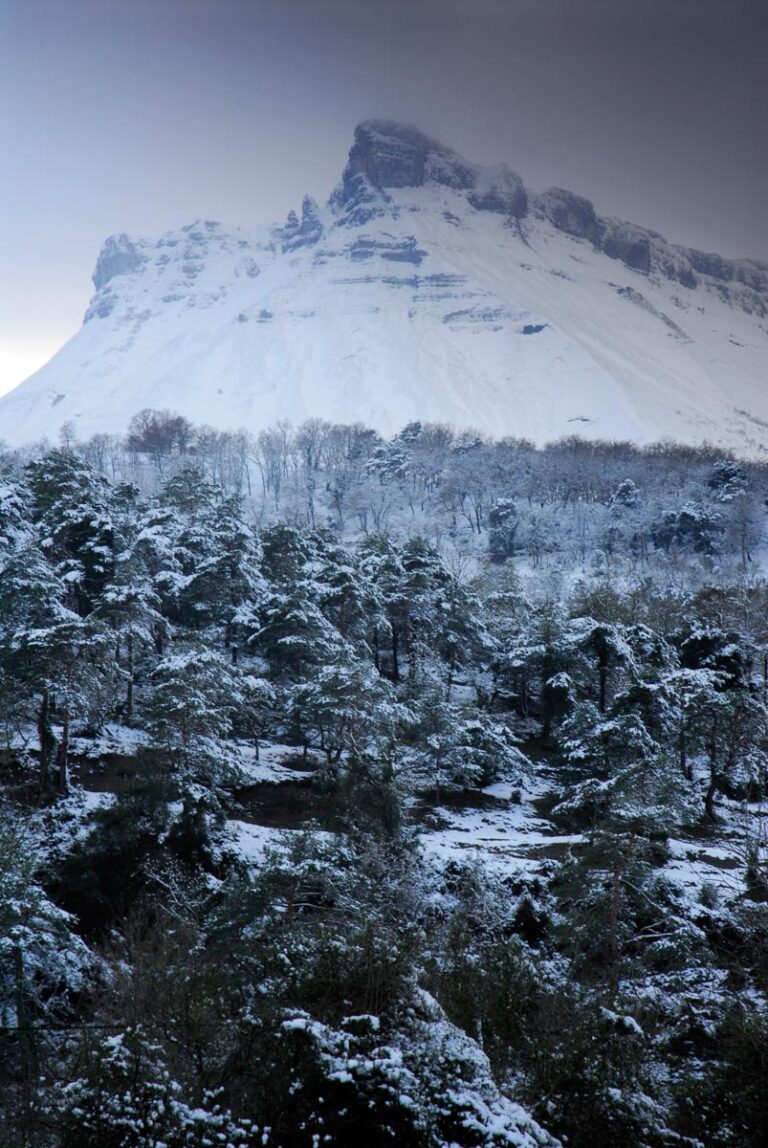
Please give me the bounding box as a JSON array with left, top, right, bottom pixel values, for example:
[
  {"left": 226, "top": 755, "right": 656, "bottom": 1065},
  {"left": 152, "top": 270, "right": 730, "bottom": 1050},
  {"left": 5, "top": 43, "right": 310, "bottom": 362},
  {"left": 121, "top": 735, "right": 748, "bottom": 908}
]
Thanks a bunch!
[
  {"left": 224, "top": 818, "right": 292, "bottom": 862},
  {"left": 418, "top": 768, "right": 765, "bottom": 906},
  {"left": 21, "top": 715, "right": 763, "bottom": 904}
]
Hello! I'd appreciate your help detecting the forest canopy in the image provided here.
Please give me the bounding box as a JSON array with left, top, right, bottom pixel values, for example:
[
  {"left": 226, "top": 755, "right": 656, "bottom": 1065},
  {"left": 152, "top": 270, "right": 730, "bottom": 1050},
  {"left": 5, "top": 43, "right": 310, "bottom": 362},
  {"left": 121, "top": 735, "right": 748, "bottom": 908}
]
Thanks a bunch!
[{"left": 1, "top": 415, "right": 767, "bottom": 1147}]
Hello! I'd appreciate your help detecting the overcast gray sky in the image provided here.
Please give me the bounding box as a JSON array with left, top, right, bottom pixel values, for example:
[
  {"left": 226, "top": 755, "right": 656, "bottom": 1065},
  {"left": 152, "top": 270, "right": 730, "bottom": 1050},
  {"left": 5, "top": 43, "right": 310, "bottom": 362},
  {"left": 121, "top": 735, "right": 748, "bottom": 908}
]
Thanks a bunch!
[{"left": 1, "top": 0, "right": 766, "bottom": 395}]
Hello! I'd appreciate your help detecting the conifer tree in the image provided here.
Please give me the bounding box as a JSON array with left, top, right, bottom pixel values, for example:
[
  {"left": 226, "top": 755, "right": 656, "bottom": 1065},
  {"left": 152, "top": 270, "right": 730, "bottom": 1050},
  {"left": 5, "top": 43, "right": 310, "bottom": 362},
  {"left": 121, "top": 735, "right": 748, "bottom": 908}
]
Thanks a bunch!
[{"left": 25, "top": 451, "right": 116, "bottom": 615}]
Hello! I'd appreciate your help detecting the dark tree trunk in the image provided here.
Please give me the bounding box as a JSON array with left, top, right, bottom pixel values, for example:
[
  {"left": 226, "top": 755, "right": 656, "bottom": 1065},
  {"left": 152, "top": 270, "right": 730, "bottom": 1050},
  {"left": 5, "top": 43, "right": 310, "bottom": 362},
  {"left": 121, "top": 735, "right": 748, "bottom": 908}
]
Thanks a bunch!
[
  {"left": 37, "top": 688, "right": 56, "bottom": 793},
  {"left": 598, "top": 657, "right": 608, "bottom": 714},
  {"left": 391, "top": 625, "right": 400, "bottom": 683},
  {"left": 680, "top": 722, "right": 691, "bottom": 781},
  {"left": 704, "top": 713, "right": 719, "bottom": 822},
  {"left": 608, "top": 833, "right": 636, "bottom": 997},
  {"left": 13, "top": 941, "right": 38, "bottom": 1136},
  {"left": 55, "top": 708, "right": 70, "bottom": 796},
  {"left": 126, "top": 632, "right": 134, "bottom": 719}
]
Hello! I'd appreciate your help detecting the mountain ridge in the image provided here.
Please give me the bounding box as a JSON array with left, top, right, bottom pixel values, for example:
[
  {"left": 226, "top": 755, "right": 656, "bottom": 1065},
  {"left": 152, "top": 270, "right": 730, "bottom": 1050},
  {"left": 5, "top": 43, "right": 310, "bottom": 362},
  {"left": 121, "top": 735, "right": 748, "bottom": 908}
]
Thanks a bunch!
[
  {"left": 2, "top": 119, "right": 767, "bottom": 451},
  {"left": 341, "top": 121, "right": 767, "bottom": 301}
]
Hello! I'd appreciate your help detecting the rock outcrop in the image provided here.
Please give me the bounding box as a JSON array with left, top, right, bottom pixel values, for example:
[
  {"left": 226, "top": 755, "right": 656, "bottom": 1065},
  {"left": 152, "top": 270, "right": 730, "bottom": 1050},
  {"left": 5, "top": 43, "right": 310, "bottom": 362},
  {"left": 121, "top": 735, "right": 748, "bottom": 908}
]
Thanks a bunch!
[
  {"left": 334, "top": 120, "right": 527, "bottom": 220},
  {"left": 92, "top": 234, "right": 147, "bottom": 291},
  {"left": 534, "top": 188, "right": 602, "bottom": 245},
  {"left": 279, "top": 196, "right": 324, "bottom": 252}
]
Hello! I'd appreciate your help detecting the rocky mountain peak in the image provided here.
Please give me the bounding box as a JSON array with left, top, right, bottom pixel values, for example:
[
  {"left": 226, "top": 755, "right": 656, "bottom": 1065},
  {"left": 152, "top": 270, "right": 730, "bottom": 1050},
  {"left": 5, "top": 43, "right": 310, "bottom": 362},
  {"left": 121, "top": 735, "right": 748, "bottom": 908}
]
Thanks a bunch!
[
  {"left": 333, "top": 119, "right": 528, "bottom": 220},
  {"left": 344, "top": 119, "right": 475, "bottom": 191}
]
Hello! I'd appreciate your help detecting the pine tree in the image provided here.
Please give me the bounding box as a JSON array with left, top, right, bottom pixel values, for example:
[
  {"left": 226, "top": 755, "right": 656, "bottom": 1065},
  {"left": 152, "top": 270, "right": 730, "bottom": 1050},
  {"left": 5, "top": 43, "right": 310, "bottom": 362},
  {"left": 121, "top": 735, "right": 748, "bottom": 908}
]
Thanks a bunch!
[
  {"left": 0, "top": 547, "right": 112, "bottom": 792},
  {"left": 95, "top": 553, "right": 165, "bottom": 721},
  {"left": 288, "top": 655, "right": 403, "bottom": 764},
  {"left": 25, "top": 450, "right": 117, "bottom": 615},
  {"left": 0, "top": 805, "right": 91, "bottom": 1133},
  {"left": 0, "top": 468, "right": 32, "bottom": 554},
  {"left": 359, "top": 534, "right": 408, "bottom": 681},
  {"left": 143, "top": 643, "right": 241, "bottom": 779}
]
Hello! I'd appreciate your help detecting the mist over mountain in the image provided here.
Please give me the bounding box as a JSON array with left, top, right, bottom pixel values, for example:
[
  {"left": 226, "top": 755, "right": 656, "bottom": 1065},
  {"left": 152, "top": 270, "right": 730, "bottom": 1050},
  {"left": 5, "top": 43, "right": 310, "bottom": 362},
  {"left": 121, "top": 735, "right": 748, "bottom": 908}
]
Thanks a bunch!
[{"left": 2, "top": 119, "right": 767, "bottom": 451}]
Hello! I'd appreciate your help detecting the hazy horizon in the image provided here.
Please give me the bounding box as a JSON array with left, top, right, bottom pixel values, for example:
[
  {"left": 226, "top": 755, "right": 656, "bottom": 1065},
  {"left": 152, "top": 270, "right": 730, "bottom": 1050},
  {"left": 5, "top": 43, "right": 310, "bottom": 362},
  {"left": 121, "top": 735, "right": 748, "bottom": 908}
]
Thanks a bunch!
[{"left": 2, "top": 0, "right": 766, "bottom": 398}]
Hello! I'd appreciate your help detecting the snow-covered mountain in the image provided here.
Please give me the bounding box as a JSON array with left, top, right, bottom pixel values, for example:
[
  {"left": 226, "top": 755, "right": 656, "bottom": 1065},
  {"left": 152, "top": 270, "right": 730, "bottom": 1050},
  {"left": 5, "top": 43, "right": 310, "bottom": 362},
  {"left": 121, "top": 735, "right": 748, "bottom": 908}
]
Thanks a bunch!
[{"left": 2, "top": 119, "right": 767, "bottom": 450}]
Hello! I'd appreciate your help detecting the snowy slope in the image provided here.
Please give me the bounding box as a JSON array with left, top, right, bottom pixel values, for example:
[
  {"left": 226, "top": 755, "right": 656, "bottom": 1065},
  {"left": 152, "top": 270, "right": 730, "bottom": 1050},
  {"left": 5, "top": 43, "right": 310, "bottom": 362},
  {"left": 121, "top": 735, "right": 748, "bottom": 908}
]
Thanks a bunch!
[{"left": 2, "top": 120, "right": 767, "bottom": 450}]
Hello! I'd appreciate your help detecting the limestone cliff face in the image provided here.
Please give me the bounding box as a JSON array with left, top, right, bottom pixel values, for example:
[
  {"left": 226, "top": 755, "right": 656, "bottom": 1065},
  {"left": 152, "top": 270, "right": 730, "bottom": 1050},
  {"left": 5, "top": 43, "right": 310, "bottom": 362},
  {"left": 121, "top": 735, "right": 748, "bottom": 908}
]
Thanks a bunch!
[
  {"left": 342, "top": 120, "right": 478, "bottom": 191},
  {"left": 531, "top": 184, "right": 766, "bottom": 312},
  {"left": 92, "top": 234, "right": 147, "bottom": 291},
  {"left": 534, "top": 188, "right": 602, "bottom": 246},
  {"left": 333, "top": 120, "right": 527, "bottom": 221}
]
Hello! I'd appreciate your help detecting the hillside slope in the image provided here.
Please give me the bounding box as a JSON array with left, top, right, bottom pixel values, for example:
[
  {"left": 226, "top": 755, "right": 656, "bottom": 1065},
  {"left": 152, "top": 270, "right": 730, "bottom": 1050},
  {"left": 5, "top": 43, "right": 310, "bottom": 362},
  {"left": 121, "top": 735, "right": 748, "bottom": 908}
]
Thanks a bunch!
[{"left": 2, "top": 120, "right": 767, "bottom": 450}]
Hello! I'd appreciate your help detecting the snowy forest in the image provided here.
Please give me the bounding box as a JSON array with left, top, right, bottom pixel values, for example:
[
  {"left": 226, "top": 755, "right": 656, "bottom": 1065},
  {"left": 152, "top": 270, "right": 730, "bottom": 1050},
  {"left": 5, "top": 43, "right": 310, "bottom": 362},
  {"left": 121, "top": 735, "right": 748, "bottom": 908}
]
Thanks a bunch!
[{"left": 1, "top": 410, "right": 768, "bottom": 1147}]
